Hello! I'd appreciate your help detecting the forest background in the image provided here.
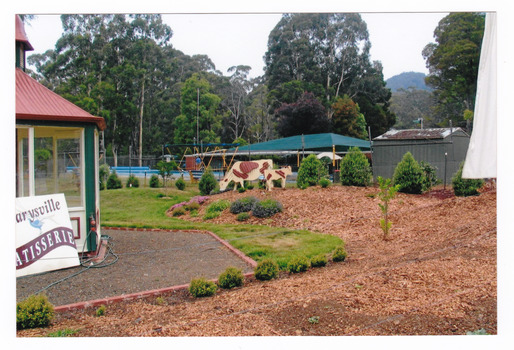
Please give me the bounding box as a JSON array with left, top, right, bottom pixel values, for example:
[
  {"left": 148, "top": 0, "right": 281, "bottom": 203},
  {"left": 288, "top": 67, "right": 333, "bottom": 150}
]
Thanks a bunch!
[{"left": 23, "top": 13, "right": 485, "bottom": 166}]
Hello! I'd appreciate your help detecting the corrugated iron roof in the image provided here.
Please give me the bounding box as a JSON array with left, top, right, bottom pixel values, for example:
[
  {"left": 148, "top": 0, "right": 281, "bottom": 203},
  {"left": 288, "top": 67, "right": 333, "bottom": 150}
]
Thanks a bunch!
[
  {"left": 15, "top": 15, "right": 34, "bottom": 51},
  {"left": 373, "top": 128, "right": 466, "bottom": 141},
  {"left": 16, "top": 68, "right": 106, "bottom": 130}
]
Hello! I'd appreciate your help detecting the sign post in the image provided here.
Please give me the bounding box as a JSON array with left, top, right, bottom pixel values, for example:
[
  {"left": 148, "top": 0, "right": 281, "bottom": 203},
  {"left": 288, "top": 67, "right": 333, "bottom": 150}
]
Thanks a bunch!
[{"left": 15, "top": 194, "right": 80, "bottom": 278}]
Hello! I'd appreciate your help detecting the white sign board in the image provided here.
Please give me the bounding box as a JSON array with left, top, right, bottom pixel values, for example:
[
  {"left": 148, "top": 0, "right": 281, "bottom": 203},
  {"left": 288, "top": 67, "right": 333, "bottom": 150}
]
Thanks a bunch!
[{"left": 16, "top": 194, "right": 80, "bottom": 277}]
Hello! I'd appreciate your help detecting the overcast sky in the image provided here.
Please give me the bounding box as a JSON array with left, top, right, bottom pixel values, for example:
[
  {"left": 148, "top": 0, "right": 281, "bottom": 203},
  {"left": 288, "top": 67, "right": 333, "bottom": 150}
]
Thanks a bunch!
[{"left": 23, "top": 12, "right": 447, "bottom": 80}]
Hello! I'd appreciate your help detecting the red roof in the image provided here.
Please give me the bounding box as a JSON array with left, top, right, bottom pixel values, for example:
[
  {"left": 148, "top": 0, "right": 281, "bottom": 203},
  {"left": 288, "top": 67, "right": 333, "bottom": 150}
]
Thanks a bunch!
[
  {"left": 15, "top": 15, "right": 34, "bottom": 51},
  {"left": 16, "top": 68, "right": 106, "bottom": 130}
]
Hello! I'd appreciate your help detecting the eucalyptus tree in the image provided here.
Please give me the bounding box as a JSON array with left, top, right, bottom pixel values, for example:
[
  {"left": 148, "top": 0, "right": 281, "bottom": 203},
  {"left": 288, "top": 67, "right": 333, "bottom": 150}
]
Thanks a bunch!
[
  {"left": 422, "top": 12, "right": 485, "bottom": 127},
  {"left": 221, "top": 65, "right": 253, "bottom": 141},
  {"left": 173, "top": 73, "right": 223, "bottom": 146},
  {"left": 264, "top": 13, "right": 395, "bottom": 137}
]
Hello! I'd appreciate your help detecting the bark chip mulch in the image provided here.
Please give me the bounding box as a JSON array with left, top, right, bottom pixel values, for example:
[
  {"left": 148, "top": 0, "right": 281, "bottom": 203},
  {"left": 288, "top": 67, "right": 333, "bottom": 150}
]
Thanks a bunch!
[{"left": 17, "top": 185, "right": 498, "bottom": 337}]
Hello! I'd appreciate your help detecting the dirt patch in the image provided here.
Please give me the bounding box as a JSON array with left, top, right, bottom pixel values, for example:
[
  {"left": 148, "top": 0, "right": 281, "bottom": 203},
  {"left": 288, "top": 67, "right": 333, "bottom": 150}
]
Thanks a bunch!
[{"left": 17, "top": 185, "right": 497, "bottom": 337}]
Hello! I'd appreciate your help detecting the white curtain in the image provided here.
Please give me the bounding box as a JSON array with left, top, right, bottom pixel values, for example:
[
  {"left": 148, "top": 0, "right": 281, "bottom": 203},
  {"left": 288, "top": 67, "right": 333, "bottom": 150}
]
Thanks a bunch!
[{"left": 462, "top": 12, "right": 497, "bottom": 179}]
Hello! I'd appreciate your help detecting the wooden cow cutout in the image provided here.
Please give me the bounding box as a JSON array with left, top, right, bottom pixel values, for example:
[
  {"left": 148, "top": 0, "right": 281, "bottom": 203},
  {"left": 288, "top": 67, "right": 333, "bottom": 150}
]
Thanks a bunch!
[
  {"left": 220, "top": 159, "right": 273, "bottom": 191},
  {"left": 264, "top": 166, "right": 292, "bottom": 191}
]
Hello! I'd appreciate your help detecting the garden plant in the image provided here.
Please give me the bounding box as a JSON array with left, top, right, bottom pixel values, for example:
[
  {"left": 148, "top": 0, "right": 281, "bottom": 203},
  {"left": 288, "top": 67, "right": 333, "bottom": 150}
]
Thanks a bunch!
[{"left": 377, "top": 176, "right": 400, "bottom": 240}]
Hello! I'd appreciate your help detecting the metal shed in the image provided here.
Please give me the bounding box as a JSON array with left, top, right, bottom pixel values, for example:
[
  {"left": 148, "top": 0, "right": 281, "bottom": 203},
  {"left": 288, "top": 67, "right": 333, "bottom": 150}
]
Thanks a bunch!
[{"left": 371, "top": 128, "right": 470, "bottom": 184}]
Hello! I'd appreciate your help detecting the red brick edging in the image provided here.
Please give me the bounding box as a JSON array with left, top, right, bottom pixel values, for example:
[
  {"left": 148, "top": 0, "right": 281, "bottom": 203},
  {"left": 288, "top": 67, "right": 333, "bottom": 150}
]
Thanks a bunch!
[{"left": 54, "top": 227, "right": 257, "bottom": 312}]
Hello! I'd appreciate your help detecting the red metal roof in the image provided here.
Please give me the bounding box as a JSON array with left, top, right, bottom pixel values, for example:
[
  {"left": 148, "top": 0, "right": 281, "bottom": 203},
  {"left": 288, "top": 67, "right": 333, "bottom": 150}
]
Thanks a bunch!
[
  {"left": 16, "top": 68, "right": 106, "bottom": 130},
  {"left": 15, "top": 15, "right": 34, "bottom": 51}
]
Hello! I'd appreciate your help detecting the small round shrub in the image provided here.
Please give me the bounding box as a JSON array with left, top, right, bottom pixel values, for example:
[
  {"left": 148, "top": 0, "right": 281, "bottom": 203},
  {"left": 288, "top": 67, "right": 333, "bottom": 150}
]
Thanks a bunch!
[
  {"left": 206, "top": 199, "right": 231, "bottom": 214},
  {"left": 199, "top": 168, "right": 218, "bottom": 195},
  {"left": 189, "top": 277, "right": 217, "bottom": 298},
  {"left": 310, "top": 254, "right": 327, "bottom": 268},
  {"left": 340, "top": 147, "right": 372, "bottom": 186},
  {"left": 203, "top": 211, "right": 220, "bottom": 220},
  {"left": 297, "top": 154, "right": 326, "bottom": 188},
  {"left": 251, "top": 199, "right": 283, "bottom": 218},
  {"left": 218, "top": 267, "right": 244, "bottom": 289},
  {"left": 230, "top": 196, "right": 259, "bottom": 214},
  {"left": 393, "top": 152, "right": 425, "bottom": 194},
  {"left": 149, "top": 174, "right": 160, "bottom": 188},
  {"left": 17, "top": 294, "right": 54, "bottom": 330},
  {"left": 236, "top": 212, "right": 250, "bottom": 221},
  {"left": 238, "top": 186, "right": 246, "bottom": 193},
  {"left": 332, "top": 246, "right": 347, "bottom": 262},
  {"left": 185, "top": 201, "right": 200, "bottom": 211},
  {"left": 172, "top": 207, "right": 186, "bottom": 217},
  {"left": 319, "top": 177, "right": 331, "bottom": 188},
  {"left": 126, "top": 174, "right": 139, "bottom": 188},
  {"left": 95, "top": 305, "right": 106, "bottom": 317},
  {"left": 452, "top": 163, "right": 484, "bottom": 196},
  {"left": 106, "top": 171, "right": 122, "bottom": 189},
  {"left": 254, "top": 259, "right": 279, "bottom": 281},
  {"left": 286, "top": 256, "right": 310, "bottom": 273},
  {"left": 175, "top": 177, "right": 186, "bottom": 190}
]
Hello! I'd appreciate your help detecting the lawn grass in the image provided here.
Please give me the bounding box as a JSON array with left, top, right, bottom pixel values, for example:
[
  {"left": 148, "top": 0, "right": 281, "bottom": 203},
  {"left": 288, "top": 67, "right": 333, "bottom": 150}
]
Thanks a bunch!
[{"left": 100, "top": 183, "right": 344, "bottom": 268}]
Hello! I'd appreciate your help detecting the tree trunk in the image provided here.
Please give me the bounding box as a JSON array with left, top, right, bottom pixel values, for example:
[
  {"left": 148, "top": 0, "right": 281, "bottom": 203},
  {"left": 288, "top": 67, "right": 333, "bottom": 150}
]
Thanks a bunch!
[{"left": 138, "top": 77, "right": 145, "bottom": 168}]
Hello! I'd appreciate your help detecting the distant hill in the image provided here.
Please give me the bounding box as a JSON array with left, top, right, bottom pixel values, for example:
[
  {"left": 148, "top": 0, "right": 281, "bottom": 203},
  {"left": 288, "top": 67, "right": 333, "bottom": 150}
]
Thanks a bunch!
[{"left": 386, "top": 72, "right": 432, "bottom": 92}]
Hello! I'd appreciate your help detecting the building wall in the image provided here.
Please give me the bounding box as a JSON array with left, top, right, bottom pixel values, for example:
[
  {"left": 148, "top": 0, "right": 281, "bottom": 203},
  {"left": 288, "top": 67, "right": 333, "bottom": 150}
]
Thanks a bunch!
[{"left": 371, "top": 132, "right": 470, "bottom": 185}]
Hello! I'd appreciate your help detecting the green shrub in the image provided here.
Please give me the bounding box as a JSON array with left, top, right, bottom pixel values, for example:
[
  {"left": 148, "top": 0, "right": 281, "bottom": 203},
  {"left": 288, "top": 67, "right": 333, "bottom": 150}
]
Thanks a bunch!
[
  {"left": 297, "top": 154, "right": 326, "bottom": 188},
  {"left": 206, "top": 199, "right": 231, "bottom": 214},
  {"left": 189, "top": 277, "right": 217, "bottom": 297},
  {"left": 230, "top": 196, "right": 259, "bottom": 214},
  {"left": 332, "top": 246, "right": 347, "bottom": 262},
  {"left": 106, "top": 171, "right": 122, "bottom": 190},
  {"left": 199, "top": 168, "right": 218, "bottom": 195},
  {"left": 149, "top": 174, "right": 160, "bottom": 188},
  {"left": 452, "top": 163, "right": 484, "bottom": 197},
  {"left": 238, "top": 186, "right": 246, "bottom": 193},
  {"left": 310, "top": 254, "right": 327, "bottom": 267},
  {"left": 286, "top": 256, "right": 310, "bottom": 273},
  {"left": 251, "top": 199, "right": 283, "bottom": 218},
  {"left": 126, "top": 174, "right": 139, "bottom": 188},
  {"left": 17, "top": 294, "right": 54, "bottom": 330},
  {"left": 184, "top": 201, "right": 200, "bottom": 211},
  {"left": 236, "top": 212, "right": 250, "bottom": 221},
  {"left": 202, "top": 211, "right": 220, "bottom": 220},
  {"left": 218, "top": 267, "right": 244, "bottom": 289},
  {"left": 99, "top": 163, "right": 110, "bottom": 190},
  {"left": 172, "top": 207, "right": 186, "bottom": 217},
  {"left": 420, "top": 160, "right": 439, "bottom": 191},
  {"left": 95, "top": 305, "right": 106, "bottom": 317},
  {"left": 340, "top": 147, "right": 372, "bottom": 186},
  {"left": 254, "top": 259, "right": 279, "bottom": 281},
  {"left": 319, "top": 177, "right": 331, "bottom": 188},
  {"left": 175, "top": 177, "right": 186, "bottom": 190},
  {"left": 393, "top": 152, "right": 425, "bottom": 194}
]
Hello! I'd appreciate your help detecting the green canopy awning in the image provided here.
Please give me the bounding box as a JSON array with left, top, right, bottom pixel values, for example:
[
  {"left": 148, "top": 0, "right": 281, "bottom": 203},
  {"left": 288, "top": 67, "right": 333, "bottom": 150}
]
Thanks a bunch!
[{"left": 236, "top": 133, "right": 370, "bottom": 153}]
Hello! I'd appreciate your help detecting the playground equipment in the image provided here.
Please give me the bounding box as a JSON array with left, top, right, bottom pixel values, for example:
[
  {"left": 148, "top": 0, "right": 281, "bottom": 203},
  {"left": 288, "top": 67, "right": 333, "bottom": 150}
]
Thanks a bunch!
[
  {"left": 263, "top": 166, "right": 293, "bottom": 191},
  {"left": 219, "top": 159, "right": 273, "bottom": 191}
]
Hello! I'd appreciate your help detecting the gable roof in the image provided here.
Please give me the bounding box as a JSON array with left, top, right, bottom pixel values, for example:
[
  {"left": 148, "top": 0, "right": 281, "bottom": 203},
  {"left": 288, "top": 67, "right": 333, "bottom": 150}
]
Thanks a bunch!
[
  {"left": 16, "top": 68, "right": 106, "bottom": 130},
  {"left": 236, "top": 133, "right": 370, "bottom": 153},
  {"left": 373, "top": 128, "right": 468, "bottom": 141}
]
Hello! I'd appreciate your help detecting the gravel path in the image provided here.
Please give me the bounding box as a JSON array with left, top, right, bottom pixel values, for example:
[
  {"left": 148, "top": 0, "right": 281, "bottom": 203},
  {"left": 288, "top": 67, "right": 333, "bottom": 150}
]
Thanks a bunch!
[{"left": 16, "top": 229, "right": 255, "bottom": 307}]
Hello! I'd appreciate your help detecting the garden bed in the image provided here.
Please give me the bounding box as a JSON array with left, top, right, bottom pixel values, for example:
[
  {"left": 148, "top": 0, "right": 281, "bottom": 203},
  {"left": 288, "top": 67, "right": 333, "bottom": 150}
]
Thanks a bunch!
[{"left": 17, "top": 184, "right": 497, "bottom": 337}]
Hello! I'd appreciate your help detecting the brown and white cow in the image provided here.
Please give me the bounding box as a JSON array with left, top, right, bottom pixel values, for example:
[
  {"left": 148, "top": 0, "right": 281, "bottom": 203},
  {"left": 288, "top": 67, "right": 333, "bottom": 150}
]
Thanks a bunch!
[
  {"left": 219, "top": 159, "right": 273, "bottom": 191},
  {"left": 263, "top": 166, "right": 292, "bottom": 191}
]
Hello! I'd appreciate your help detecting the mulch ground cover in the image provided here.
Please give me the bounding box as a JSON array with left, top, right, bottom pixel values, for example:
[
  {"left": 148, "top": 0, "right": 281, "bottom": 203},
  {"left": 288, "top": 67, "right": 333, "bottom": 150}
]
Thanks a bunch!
[{"left": 16, "top": 184, "right": 498, "bottom": 338}]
